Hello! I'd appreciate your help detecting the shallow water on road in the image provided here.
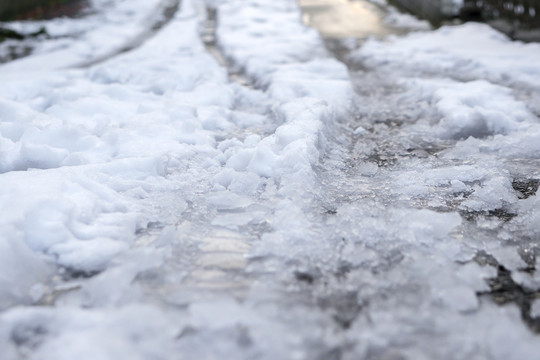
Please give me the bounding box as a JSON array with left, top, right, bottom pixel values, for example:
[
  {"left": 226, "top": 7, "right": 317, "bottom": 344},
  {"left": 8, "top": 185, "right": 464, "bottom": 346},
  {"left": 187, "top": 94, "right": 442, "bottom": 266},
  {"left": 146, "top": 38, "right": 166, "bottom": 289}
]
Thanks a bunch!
[{"left": 299, "top": 0, "right": 399, "bottom": 39}]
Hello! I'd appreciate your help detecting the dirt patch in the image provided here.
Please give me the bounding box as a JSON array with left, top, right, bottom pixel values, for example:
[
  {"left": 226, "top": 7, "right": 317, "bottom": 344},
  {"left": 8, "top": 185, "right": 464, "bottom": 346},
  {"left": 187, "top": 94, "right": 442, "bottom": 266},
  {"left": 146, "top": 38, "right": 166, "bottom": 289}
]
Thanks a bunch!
[
  {"left": 475, "top": 251, "right": 540, "bottom": 334},
  {"left": 512, "top": 178, "right": 539, "bottom": 199}
]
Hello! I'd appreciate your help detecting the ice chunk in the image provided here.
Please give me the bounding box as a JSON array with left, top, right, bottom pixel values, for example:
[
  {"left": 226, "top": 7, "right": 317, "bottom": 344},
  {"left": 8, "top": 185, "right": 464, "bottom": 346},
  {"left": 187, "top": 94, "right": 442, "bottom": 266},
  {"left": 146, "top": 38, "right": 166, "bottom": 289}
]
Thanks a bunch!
[
  {"left": 463, "top": 176, "right": 517, "bottom": 212},
  {"left": 399, "top": 210, "right": 461, "bottom": 244}
]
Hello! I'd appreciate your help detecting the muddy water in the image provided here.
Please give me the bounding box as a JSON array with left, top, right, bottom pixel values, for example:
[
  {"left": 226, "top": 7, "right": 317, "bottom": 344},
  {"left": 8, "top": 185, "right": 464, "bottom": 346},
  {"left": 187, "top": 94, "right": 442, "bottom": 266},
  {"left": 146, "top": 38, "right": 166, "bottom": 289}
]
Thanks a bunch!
[{"left": 298, "top": 0, "right": 398, "bottom": 39}]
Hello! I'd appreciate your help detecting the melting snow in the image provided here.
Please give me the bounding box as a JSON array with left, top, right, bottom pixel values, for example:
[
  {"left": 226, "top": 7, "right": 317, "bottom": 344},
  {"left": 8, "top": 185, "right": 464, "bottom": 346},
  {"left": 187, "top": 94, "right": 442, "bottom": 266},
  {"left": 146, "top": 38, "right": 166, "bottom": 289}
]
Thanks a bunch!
[{"left": 0, "top": 0, "right": 539, "bottom": 358}]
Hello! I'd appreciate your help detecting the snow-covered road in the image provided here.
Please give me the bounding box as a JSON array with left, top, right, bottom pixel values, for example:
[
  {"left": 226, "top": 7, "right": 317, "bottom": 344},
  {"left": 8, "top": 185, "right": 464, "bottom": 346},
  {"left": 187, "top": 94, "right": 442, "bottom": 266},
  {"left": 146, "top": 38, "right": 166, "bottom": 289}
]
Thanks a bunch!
[{"left": 1, "top": 0, "right": 540, "bottom": 358}]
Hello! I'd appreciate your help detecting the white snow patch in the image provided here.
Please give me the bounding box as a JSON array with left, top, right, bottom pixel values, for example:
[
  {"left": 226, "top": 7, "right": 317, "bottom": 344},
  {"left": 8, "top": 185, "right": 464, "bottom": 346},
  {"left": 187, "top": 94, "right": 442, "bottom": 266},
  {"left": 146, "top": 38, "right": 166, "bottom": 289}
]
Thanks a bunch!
[{"left": 354, "top": 22, "right": 540, "bottom": 89}]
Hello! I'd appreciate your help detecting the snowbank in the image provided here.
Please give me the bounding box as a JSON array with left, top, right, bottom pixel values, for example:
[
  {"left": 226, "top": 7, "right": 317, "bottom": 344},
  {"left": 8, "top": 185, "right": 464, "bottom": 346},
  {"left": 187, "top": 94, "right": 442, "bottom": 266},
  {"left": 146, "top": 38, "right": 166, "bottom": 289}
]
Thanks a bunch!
[
  {"left": 0, "top": 0, "right": 225, "bottom": 307},
  {"left": 354, "top": 22, "right": 540, "bottom": 89}
]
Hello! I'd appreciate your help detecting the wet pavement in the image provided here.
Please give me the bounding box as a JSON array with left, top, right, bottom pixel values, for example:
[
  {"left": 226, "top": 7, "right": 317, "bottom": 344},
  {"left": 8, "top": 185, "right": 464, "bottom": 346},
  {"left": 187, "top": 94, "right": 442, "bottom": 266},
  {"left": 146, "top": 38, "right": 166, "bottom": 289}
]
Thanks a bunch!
[{"left": 299, "top": 0, "right": 399, "bottom": 39}]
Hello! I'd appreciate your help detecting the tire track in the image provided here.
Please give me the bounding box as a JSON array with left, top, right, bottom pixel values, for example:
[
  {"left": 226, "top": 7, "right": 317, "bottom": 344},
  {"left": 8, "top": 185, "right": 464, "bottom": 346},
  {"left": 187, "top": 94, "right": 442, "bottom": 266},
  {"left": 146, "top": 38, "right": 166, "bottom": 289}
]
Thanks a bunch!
[{"left": 76, "top": 0, "right": 181, "bottom": 67}]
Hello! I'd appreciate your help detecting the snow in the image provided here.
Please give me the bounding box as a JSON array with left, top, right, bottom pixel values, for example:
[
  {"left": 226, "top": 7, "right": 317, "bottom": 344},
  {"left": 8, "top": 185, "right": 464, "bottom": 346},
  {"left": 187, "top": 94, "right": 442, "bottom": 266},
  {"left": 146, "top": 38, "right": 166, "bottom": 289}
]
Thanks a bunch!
[
  {"left": 0, "top": 0, "right": 539, "bottom": 358},
  {"left": 404, "top": 79, "right": 533, "bottom": 139},
  {"left": 2, "top": 304, "right": 180, "bottom": 360},
  {"left": 353, "top": 22, "right": 540, "bottom": 89},
  {"left": 0, "top": 0, "right": 224, "bottom": 309},
  {"left": 532, "top": 299, "right": 540, "bottom": 318},
  {"left": 0, "top": 0, "right": 175, "bottom": 70}
]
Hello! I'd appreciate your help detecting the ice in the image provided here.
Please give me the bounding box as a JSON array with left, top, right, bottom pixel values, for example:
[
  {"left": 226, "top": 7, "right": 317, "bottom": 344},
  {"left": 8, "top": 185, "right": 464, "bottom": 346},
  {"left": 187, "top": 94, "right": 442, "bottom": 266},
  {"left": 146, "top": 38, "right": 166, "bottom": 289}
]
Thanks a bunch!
[
  {"left": 462, "top": 177, "right": 517, "bottom": 211},
  {"left": 513, "top": 195, "right": 540, "bottom": 238}
]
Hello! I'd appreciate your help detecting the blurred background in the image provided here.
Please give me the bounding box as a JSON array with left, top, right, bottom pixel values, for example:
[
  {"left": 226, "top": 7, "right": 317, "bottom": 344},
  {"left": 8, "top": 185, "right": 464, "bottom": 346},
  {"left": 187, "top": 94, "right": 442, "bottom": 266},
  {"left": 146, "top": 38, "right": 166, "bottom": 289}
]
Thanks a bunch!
[
  {"left": 1, "top": 0, "right": 539, "bottom": 41},
  {"left": 390, "top": 0, "right": 540, "bottom": 40},
  {"left": 0, "top": 0, "right": 86, "bottom": 21}
]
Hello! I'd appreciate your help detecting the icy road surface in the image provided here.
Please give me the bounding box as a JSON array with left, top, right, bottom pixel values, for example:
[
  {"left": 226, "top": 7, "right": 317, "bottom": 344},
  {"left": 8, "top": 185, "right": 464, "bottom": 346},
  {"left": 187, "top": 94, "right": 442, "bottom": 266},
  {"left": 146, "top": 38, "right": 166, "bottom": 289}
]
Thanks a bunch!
[{"left": 1, "top": 0, "right": 540, "bottom": 358}]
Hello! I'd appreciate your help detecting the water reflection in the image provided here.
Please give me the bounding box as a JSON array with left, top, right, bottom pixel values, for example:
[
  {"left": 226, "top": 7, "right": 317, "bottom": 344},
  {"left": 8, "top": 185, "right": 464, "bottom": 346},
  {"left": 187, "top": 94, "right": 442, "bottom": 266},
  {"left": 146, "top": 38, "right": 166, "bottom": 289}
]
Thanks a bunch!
[{"left": 299, "top": 0, "right": 397, "bottom": 39}]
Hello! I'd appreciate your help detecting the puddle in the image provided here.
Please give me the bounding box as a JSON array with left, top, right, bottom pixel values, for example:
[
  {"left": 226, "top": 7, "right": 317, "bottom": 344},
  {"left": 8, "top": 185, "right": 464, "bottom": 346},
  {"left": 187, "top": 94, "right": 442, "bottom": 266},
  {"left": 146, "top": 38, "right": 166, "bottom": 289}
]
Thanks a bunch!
[
  {"left": 298, "top": 0, "right": 417, "bottom": 64},
  {"left": 299, "top": 0, "right": 399, "bottom": 39}
]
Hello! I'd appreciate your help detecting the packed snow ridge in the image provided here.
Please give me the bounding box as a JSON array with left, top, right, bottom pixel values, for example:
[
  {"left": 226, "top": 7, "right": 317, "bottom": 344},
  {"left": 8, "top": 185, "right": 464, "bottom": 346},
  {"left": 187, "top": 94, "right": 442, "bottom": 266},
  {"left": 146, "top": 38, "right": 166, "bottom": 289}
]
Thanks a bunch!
[{"left": 0, "top": 0, "right": 540, "bottom": 358}]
